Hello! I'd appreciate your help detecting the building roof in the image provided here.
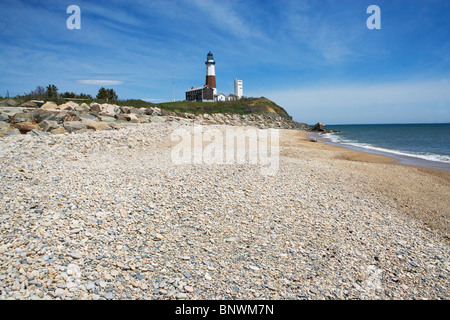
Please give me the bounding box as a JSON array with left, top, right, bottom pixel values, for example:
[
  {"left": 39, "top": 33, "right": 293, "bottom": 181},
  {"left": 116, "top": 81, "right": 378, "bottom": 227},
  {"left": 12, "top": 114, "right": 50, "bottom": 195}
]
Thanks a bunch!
[{"left": 185, "top": 85, "right": 213, "bottom": 93}]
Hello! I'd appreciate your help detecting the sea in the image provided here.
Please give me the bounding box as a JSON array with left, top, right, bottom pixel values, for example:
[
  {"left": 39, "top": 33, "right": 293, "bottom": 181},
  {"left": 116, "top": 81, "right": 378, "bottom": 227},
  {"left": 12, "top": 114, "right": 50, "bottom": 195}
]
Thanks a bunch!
[{"left": 313, "top": 123, "right": 450, "bottom": 171}]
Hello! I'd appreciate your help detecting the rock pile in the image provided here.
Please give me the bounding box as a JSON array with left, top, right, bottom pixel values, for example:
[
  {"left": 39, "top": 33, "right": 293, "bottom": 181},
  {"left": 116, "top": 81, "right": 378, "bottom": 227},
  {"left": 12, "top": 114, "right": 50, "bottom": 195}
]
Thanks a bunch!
[{"left": 0, "top": 100, "right": 312, "bottom": 138}]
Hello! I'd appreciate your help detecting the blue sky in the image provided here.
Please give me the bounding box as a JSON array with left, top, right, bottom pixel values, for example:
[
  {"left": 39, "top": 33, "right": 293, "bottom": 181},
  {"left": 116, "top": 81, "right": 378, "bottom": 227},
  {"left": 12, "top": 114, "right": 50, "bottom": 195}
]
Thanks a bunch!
[{"left": 0, "top": 0, "right": 449, "bottom": 124}]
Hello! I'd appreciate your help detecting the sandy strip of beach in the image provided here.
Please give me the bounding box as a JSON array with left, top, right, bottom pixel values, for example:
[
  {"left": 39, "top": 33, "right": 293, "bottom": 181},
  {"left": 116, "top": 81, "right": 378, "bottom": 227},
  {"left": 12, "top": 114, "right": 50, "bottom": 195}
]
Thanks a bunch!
[{"left": 0, "top": 122, "right": 448, "bottom": 300}]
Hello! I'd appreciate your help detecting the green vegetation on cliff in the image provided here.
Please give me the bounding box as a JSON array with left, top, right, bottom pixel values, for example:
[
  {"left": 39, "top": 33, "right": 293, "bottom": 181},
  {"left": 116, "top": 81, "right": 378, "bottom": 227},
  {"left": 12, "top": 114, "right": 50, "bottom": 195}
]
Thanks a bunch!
[{"left": 157, "top": 97, "right": 292, "bottom": 120}]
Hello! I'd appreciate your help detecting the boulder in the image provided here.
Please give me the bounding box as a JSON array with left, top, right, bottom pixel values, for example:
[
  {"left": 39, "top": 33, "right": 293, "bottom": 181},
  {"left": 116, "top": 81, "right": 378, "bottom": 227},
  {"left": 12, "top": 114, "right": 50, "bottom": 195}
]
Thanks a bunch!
[
  {"left": 130, "top": 108, "right": 145, "bottom": 115},
  {"left": 50, "top": 127, "right": 67, "bottom": 135},
  {"left": 39, "top": 120, "right": 61, "bottom": 132},
  {"left": 78, "top": 114, "right": 98, "bottom": 122},
  {"left": 15, "top": 121, "right": 41, "bottom": 133},
  {"left": 120, "top": 106, "right": 131, "bottom": 114},
  {"left": 41, "top": 102, "right": 58, "bottom": 110},
  {"left": 30, "top": 100, "right": 45, "bottom": 108},
  {"left": 0, "top": 113, "right": 9, "bottom": 122},
  {"left": 12, "top": 113, "right": 33, "bottom": 123},
  {"left": 31, "top": 109, "right": 57, "bottom": 123},
  {"left": 0, "top": 122, "right": 20, "bottom": 137},
  {"left": 124, "top": 114, "right": 140, "bottom": 123},
  {"left": 84, "top": 121, "right": 111, "bottom": 131},
  {"left": 90, "top": 103, "right": 101, "bottom": 113},
  {"left": 27, "top": 129, "right": 49, "bottom": 137},
  {"left": 98, "top": 115, "right": 116, "bottom": 123},
  {"left": 76, "top": 103, "right": 90, "bottom": 112},
  {"left": 99, "top": 104, "right": 119, "bottom": 117},
  {"left": 151, "top": 107, "right": 162, "bottom": 116},
  {"left": 66, "top": 101, "right": 80, "bottom": 110},
  {"left": 0, "top": 106, "right": 24, "bottom": 117},
  {"left": 54, "top": 110, "right": 69, "bottom": 123},
  {"left": 19, "top": 101, "right": 38, "bottom": 108},
  {"left": 0, "top": 99, "right": 18, "bottom": 107},
  {"left": 63, "top": 121, "right": 87, "bottom": 133},
  {"left": 57, "top": 104, "right": 73, "bottom": 111},
  {"left": 312, "top": 122, "right": 326, "bottom": 132}
]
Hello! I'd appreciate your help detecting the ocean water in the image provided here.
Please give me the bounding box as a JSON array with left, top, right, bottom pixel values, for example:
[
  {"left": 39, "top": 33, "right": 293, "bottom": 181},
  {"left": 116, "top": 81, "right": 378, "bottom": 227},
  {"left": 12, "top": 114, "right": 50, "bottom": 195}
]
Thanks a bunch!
[{"left": 317, "top": 123, "right": 450, "bottom": 170}]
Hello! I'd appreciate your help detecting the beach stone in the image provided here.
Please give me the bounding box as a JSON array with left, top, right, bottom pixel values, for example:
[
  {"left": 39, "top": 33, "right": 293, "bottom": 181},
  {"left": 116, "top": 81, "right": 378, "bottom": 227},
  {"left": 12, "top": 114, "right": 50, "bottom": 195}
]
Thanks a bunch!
[
  {"left": 40, "top": 102, "right": 58, "bottom": 110},
  {"left": 16, "top": 121, "right": 41, "bottom": 133},
  {"left": 0, "top": 106, "right": 24, "bottom": 117},
  {"left": 84, "top": 121, "right": 111, "bottom": 131},
  {"left": 19, "top": 101, "right": 38, "bottom": 108},
  {"left": 12, "top": 113, "right": 32, "bottom": 123},
  {"left": 30, "top": 109, "right": 55, "bottom": 122},
  {"left": 0, "top": 113, "right": 9, "bottom": 122},
  {"left": 0, "top": 99, "right": 18, "bottom": 107},
  {"left": 50, "top": 127, "right": 67, "bottom": 135},
  {"left": 78, "top": 114, "right": 98, "bottom": 122},
  {"left": 27, "top": 129, "right": 49, "bottom": 137},
  {"left": 39, "top": 120, "right": 61, "bottom": 132},
  {"left": 98, "top": 115, "right": 116, "bottom": 123},
  {"left": 64, "top": 121, "right": 87, "bottom": 133}
]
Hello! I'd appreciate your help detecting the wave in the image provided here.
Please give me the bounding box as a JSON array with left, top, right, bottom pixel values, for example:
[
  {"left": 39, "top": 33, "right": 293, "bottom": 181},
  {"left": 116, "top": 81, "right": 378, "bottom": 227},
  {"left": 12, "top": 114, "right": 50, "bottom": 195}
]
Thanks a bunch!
[{"left": 322, "top": 133, "right": 450, "bottom": 164}]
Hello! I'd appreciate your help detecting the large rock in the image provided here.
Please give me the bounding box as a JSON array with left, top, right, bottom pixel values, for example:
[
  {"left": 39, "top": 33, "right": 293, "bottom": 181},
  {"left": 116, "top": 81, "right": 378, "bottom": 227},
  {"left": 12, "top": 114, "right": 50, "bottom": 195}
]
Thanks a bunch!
[
  {"left": 30, "top": 100, "right": 45, "bottom": 108},
  {"left": 0, "top": 113, "right": 9, "bottom": 122},
  {"left": 39, "top": 120, "right": 61, "bottom": 132},
  {"left": 31, "top": 109, "right": 57, "bottom": 123},
  {"left": 12, "top": 113, "right": 33, "bottom": 123},
  {"left": 66, "top": 101, "right": 80, "bottom": 110},
  {"left": 15, "top": 121, "right": 41, "bottom": 133},
  {"left": 50, "top": 127, "right": 67, "bottom": 135},
  {"left": 63, "top": 121, "right": 87, "bottom": 133},
  {"left": 78, "top": 114, "right": 98, "bottom": 122},
  {"left": 84, "top": 121, "right": 111, "bottom": 131},
  {"left": 0, "top": 99, "right": 18, "bottom": 107},
  {"left": 90, "top": 103, "right": 101, "bottom": 113},
  {"left": 100, "top": 104, "right": 121, "bottom": 117},
  {"left": 27, "top": 129, "right": 49, "bottom": 137},
  {"left": 97, "top": 115, "right": 116, "bottom": 123},
  {"left": 41, "top": 102, "right": 58, "bottom": 110},
  {"left": 19, "top": 101, "right": 38, "bottom": 108},
  {"left": 312, "top": 122, "right": 326, "bottom": 132},
  {"left": 0, "top": 106, "right": 24, "bottom": 117},
  {"left": 75, "top": 103, "right": 90, "bottom": 112},
  {"left": 0, "top": 122, "right": 20, "bottom": 137}
]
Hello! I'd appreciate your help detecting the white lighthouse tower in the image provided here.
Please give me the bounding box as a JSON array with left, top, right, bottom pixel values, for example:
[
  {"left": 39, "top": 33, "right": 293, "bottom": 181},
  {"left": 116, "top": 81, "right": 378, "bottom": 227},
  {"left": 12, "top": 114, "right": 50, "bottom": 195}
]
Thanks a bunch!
[
  {"left": 205, "top": 51, "right": 217, "bottom": 95},
  {"left": 234, "top": 79, "right": 243, "bottom": 99}
]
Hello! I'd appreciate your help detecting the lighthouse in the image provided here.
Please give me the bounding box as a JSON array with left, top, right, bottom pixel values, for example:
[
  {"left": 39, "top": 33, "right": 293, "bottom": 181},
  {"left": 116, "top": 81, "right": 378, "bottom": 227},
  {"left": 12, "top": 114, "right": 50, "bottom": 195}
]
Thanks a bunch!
[{"left": 205, "top": 51, "right": 217, "bottom": 95}]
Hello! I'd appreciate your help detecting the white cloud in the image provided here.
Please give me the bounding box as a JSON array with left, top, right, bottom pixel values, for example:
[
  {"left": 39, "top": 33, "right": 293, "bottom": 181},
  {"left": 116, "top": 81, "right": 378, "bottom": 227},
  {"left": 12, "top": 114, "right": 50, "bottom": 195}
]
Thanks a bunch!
[{"left": 77, "top": 80, "right": 124, "bottom": 86}]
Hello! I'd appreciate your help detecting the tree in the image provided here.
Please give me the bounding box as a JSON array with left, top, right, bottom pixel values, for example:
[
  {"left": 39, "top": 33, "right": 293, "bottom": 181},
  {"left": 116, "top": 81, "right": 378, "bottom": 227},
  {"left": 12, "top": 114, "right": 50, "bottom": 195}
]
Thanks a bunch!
[
  {"left": 96, "top": 87, "right": 118, "bottom": 101},
  {"left": 106, "top": 88, "right": 118, "bottom": 101},
  {"left": 96, "top": 87, "right": 108, "bottom": 100},
  {"left": 46, "top": 84, "right": 58, "bottom": 98}
]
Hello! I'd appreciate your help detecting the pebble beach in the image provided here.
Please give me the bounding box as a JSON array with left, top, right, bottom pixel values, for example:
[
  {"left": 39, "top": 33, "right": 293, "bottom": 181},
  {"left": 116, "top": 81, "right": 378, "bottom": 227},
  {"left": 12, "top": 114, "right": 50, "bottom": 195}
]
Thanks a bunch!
[{"left": 0, "top": 121, "right": 449, "bottom": 300}]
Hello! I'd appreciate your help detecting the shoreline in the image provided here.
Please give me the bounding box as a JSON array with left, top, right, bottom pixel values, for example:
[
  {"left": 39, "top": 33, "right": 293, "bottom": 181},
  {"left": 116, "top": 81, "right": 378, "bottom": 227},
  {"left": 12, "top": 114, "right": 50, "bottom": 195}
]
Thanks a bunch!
[
  {"left": 307, "top": 132, "right": 450, "bottom": 172},
  {"left": 282, "top": 130, "right": 449, "bottom": 239}
]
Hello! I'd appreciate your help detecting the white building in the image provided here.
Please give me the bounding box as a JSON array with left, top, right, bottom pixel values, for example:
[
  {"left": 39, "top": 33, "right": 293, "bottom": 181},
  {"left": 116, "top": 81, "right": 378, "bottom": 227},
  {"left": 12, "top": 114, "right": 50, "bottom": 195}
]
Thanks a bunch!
[
  {"left": 234, "top": 79, "right": 243, "bottom": 99},
  {"left": 215, "top": 93, "right": 226, "bottom": 102}
]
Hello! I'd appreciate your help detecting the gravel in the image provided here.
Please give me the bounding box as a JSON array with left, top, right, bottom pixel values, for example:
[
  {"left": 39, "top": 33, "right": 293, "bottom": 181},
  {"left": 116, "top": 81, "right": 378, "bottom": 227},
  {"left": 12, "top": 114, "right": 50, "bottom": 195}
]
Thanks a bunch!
[{"left": 0, "top": 121, "right": 448, "bottom": 300}]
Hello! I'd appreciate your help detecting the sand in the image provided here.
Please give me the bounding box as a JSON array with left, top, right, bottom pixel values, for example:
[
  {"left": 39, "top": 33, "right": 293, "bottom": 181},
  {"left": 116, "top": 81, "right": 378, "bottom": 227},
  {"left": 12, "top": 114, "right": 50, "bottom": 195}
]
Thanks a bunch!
[{"left": 281, "top": 130, "right": 450, "bottom": 239}]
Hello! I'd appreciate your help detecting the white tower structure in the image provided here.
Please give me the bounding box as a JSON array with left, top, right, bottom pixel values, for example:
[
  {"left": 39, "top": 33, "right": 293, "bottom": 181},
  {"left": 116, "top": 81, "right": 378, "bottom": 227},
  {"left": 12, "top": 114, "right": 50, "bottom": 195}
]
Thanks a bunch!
[
  {"left": 205, "top": 51, "right": 217, "bottom": 95},
  {"left": 234, "top": 79, "right": 243, "bottom": 99}
]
